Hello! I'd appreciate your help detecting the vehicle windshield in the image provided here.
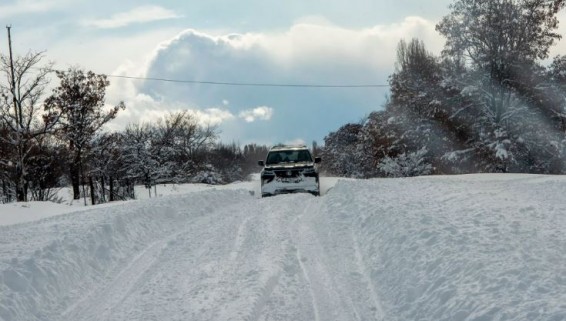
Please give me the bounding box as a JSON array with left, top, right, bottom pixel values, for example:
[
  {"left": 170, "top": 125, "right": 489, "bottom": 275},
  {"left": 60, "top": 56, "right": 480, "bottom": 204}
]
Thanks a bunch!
[{"left": 266, "top": 150, "right": 313, "bottom": 165}]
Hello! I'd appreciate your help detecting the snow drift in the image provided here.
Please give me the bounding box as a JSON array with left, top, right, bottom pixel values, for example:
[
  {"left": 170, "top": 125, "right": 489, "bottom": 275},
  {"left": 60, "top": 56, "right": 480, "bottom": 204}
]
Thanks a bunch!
[{"left": 0, "top": 174, "right": 565, "bottom": 320}]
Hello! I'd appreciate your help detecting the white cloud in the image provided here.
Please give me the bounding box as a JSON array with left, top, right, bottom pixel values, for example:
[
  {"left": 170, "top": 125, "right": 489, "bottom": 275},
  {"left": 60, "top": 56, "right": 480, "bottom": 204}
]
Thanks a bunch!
[
  {"left": 259, "top": 16, "right": 443, "bottom": 69},
  {"left": 112, "top": 97, "right": 235, "bottom": 129},
  {"left": 109, "top": 102, "right": 235, "bottom": 133},
  {"left": 239, "top": 106, "right": 274, "bottom": 122},
  {"left": 140, "top": 16, "right": 443, "bottom": 94},
  {"left": 82, "top": 5, "right": 181, "bottom": 29},
  {"left": 188, "top": 108, "right": 235, "bottom": 126},
  {"left": 107, "top": 17, "right": 444, "bottom": 143}
]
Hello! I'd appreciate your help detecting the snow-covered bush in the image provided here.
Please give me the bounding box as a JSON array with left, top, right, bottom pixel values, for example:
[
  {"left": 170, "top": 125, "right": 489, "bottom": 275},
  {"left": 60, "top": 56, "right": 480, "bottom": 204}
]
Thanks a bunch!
[
  {"left": 378, "top": 147, "right": 433, "bottom": 177},
  {"left": 191, "top": 165, "right": 224, "bottom": 185}
]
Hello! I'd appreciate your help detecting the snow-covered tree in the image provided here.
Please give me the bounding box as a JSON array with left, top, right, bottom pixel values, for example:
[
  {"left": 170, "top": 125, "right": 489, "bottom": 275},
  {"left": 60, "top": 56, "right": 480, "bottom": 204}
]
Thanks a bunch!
[
  {"left": 437, "top": 0, "right": 564, "bottom": 81},
  {"left": 383, "top": 39, "right": 462, "bottom": 175},
  {"left": 206, "top": 143, "right": 245, "bottom": 183},
  {"left": 321, "top": 123, "right": 364, "bottom": 177},
  {"left": 87, "top": 132, "right": 130, "bottom": 203},
  {"left": 389, "top": 39, "right": 443, "bottom": 119},
  {"left": 44, "top": 68, "right": 125, "bottom": 199},
  {"left": 121, "top": 123, "right": 165, "bottom": 198},
  {"left": 436, "top": 0, "right": 566, "bottom": 172}
]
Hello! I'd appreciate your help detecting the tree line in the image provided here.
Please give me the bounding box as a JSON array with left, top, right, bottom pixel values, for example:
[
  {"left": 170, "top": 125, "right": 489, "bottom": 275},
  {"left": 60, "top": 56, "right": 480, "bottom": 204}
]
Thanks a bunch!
[
  {"left": 320, "top": 0, "right": 566, "bottom": 177},
  {"left": 0, "top": 58, "right": 269, "bottom": 203}
]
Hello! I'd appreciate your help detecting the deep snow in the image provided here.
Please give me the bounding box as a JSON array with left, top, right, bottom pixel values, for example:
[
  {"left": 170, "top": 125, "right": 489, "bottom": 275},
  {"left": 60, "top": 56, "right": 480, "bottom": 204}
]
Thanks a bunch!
[{"left": 0, "top": 174, "right": 565, "bottom": 321}]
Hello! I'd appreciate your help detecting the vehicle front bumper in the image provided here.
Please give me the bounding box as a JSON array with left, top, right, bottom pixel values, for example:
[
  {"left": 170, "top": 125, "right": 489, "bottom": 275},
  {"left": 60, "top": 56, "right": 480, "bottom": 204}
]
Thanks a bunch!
[{"left": 260, "top": 175, "right": 319, "bottom": 196}]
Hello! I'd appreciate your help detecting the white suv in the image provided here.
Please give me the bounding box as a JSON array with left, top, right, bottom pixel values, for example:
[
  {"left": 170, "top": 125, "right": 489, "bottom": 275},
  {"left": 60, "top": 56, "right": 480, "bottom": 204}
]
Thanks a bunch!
[{"left": 258, "top": 145, "right": 321, "bottom": 197}]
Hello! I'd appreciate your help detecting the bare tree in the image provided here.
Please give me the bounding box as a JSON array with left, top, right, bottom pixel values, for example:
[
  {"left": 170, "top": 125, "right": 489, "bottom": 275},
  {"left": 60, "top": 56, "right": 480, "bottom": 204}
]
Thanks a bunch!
[
  {"left": 0, "top": 51, "right": 55, "bottom": 201},
  {"left": 152, "top": 111, "right": 218, "bottom": 181}
]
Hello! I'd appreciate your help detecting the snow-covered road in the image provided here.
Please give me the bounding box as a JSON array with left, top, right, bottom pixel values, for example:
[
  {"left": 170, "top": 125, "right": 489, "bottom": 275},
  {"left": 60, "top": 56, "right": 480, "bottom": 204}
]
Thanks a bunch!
[{"left": 1, "top": 174, "right": 565, "bottom": 321}]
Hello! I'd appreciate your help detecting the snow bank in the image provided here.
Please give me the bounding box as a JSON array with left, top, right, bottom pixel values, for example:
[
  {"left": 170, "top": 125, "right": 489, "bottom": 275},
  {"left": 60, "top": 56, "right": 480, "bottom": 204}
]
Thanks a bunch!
[
  {"left": 0, "top": 181, "right": 257, "bottom": 226},
  {"left": 322, "top": 175, "right": 566, "bottom": 321},
  {"left": 0, "top": 174, "right": 565, "bottom": 320},
  {"left": 0, "top": 189, "right": 252, "bottom": 321},
  {"left": 0, "top": 201, "right": 90, "bottom": 226}
]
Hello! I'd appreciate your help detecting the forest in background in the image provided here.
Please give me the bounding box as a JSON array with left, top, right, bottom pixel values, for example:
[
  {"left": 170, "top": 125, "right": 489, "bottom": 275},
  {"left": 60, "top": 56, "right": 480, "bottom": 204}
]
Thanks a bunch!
[{"left": 2, "top": 0, "right": 566, "bottom": 203}]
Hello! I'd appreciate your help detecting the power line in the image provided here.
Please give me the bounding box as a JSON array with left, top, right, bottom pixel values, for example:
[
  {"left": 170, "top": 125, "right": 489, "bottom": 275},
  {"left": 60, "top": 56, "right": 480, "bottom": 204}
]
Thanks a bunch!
[
  {"left": 106, "top": 74, "right": 390, "bottom": 88},
  {"left": 42, "top": 67, "right": 389, "bottom": 88}
]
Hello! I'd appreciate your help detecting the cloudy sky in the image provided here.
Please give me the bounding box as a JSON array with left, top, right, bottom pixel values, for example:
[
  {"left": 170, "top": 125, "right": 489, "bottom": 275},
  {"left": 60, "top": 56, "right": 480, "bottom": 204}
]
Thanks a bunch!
[{"left": 2, "top": 0, "right": 566, "bottom": 146}]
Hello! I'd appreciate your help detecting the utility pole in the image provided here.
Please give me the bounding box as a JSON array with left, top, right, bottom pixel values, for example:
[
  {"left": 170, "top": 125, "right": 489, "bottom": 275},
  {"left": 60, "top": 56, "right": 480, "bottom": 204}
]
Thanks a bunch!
[
  {"left": 6, "top": 25, "right": 21, "bottom": 129},
  {"left": 6, "top": 25, "right": 26, "bottom": 202}
]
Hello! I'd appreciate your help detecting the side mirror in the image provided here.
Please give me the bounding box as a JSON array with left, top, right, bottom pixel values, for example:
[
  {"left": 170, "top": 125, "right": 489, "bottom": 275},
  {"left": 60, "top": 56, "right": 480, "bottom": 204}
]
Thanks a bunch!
[
  {"left": 258, "top": 160, "right": 265, "bottom": 166},
  {"left": 314, "top": 157, "right": 321, "bottom": 163}
]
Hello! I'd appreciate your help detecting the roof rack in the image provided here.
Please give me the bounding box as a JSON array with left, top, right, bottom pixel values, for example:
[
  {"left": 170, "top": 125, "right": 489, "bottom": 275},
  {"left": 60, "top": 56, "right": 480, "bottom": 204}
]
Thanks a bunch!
[{"left": 270, "top": 144, "right": 308, "bottom": 150}]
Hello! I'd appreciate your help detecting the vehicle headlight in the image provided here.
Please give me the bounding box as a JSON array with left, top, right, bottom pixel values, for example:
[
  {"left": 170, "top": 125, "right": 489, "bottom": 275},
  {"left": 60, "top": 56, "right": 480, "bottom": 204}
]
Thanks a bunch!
[
  {"left": 261, "top": 170, "right": 275, "bottom": 185},
  {"left": 262, "top": 170, "right": 275, "bottom": 176},
  {"left": 303, "top": 168, "right": 316, "bottom": 174}
]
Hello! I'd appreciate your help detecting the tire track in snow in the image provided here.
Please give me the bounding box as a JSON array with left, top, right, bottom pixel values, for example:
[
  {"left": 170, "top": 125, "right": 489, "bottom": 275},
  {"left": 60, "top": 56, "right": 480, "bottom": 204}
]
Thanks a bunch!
[
  {"left": 229, "top": 216, "right": 252, "bottom": 263},
  {"left": 57, "top": 190, "right": 254, "bottom": 321},
  {"left": 339, "top": 182, "right": 386, "bottom": 320},
  {"left": 351, "top": 226, "right": 385, "bottom": 319},
  {"left": 208, "top": 194, "right": 321, "bottom": 321},
  {"left": 291, "top": 187, "right": 387, "bottom": 321},
  {"left": 245, "top": 271, "right": 284, "bottom": 321},
  {"left": 6, "top": 183, "right": 389, "bottom": 321},
  {"left": 295, "top": 246, "right": 321, "bottom": 321},
  {"left": 291, "top": 196, "right": 357, "bottom": 321},
  {"left": 211, "top": 197, "right": 292, "bottom": 321},
  {"left": 126, "top": 200, "right": 258, "bottom": 321},
  {"left": 60, "top": 228, "right": 184, "bottom": 321},
  {"left": 88, "top": 194, "right": 290, "bottom": 321}
]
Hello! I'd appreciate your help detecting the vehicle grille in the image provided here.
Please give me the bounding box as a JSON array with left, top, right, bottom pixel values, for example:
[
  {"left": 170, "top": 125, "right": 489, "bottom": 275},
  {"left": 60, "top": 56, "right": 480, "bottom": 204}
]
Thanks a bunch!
[{"left": 274, "top": 169, "right": 301, "bottom": 178}]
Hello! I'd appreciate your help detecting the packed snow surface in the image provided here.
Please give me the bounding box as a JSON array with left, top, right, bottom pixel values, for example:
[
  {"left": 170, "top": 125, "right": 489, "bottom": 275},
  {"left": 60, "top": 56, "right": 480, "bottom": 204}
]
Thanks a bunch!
[{"left": 0, "top": 174, "right": 565, "bottom": 320}]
